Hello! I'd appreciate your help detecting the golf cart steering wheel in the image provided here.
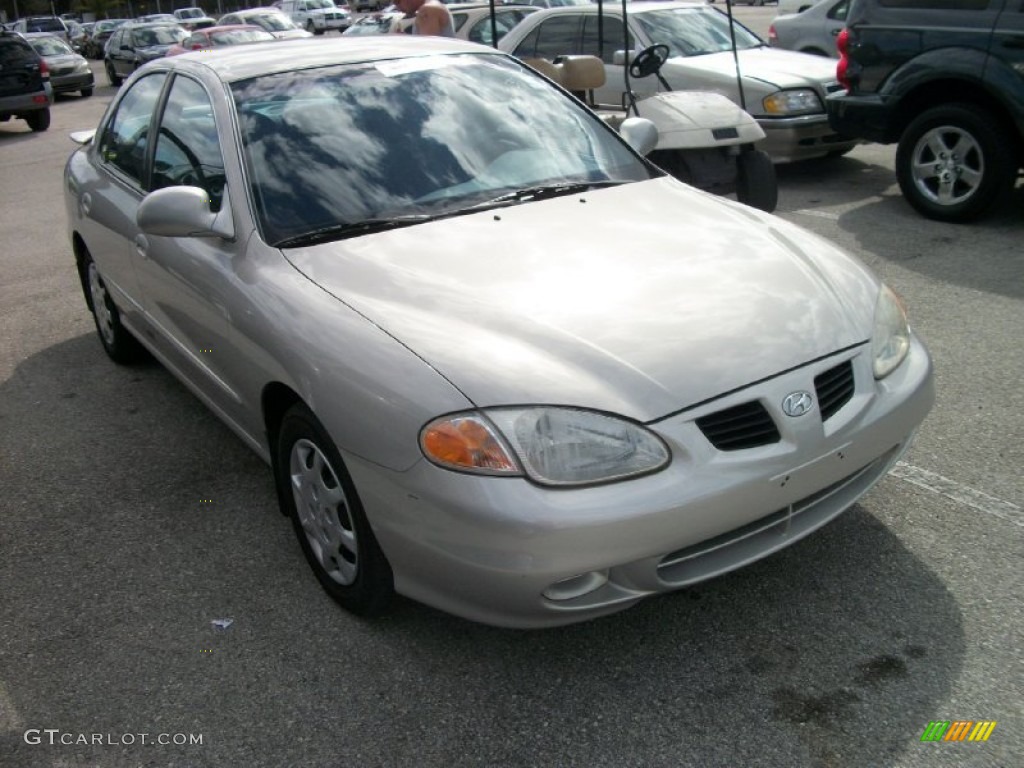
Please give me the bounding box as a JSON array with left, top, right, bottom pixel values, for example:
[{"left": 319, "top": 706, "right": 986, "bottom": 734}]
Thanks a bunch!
[{"left": 629, "top": 44, "right": 670, "bottom": 79}]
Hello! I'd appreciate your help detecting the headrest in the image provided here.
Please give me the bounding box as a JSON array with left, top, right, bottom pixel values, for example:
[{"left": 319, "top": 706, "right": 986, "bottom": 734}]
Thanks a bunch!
[
  {"left": 558, "top": 56, "right": 606, "bottom": 91},
  {"left": 523, "top": 57, "right": 563, "bottom": 86}
]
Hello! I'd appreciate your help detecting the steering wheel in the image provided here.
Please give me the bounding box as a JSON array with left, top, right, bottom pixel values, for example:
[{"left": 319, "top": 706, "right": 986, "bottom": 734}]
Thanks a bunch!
[
  {"left": 159, "top": 126, "right": 208, "bottom": 189},
  {"left": 629, "top": 44, "right": 670, "bottom": 79}
]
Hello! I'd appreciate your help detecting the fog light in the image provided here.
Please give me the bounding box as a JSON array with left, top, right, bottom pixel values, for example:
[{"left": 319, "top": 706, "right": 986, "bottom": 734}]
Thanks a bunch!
[{"left": 542, "top": 570, "right": 609, "bottom": 602}]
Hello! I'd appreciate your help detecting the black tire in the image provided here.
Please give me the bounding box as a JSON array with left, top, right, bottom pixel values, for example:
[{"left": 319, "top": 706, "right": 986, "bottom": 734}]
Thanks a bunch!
[
  {"left": 106, "top": 61, "right": 122, "bottom": 86},
  {"left": 81, "top": 252, "right": 147, "bottom": 363},
  {"left": 895, "top": 104, "right": 1015, "bottom": 222},
  {"left": 25, "top": 108, "right": 50, "bottom": 132},
  {"left": 736, "top": 149, "right": 778, "bottom": 213},
  {"left": 81, "top": 87, "right": 93, "bottom": 97},
  {"left": 276, "top": 403, "right": 394, "bottom": 617},
  {"left": 648, "top": 149, "right": 694, "bottom": 185}
]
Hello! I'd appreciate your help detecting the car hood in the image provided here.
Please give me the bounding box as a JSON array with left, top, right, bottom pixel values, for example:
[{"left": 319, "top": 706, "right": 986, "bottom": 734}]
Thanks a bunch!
[
  {"left": 665, "top": 46, "right": 839, "bottom": 91},
  {"left": 282, "top": 179, "right": 878, "bottom": 422}
]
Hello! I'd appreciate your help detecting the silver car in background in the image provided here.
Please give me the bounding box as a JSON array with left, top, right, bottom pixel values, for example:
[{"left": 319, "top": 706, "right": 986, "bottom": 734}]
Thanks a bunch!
[
  {"left": 769, "top": 0, "right": 848, "bottom": 58},
  {"left": 64, "top": 37, "right": 932, "bottom": 628}
]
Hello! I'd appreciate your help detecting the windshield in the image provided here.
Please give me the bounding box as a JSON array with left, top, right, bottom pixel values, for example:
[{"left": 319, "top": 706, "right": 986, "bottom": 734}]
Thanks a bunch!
[
  {"left": 633, "top": 8, "right": 763, "bottom": 57},
  {"left": 308, "top": 0, "right": 336, "bottom": 8},
  {"left": 232, "top": 54, "right": 654, "bottom": 246},
  {"left": 27, "top": 18, "right": 65, "bottom": 33},
  {"left": 31, "top": 36, "right": 73, "bottom": 55},
  {"left": 134, "top": 26, "right": 187, "bottom": 46},
  {"left": 178, "top": 8, "right": 205, "bottom": 18},
  {"left": 248, "top": 13, "right": 296, "bottom": 31}
]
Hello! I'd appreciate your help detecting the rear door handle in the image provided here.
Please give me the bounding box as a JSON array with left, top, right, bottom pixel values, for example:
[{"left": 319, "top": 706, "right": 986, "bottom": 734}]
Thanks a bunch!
[{"left": 80, "top": 192, "right": 92, "bottom": 216}]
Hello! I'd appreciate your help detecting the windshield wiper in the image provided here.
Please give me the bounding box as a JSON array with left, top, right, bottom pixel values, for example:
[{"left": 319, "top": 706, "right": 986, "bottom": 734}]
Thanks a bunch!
[
  {"left": 274, "top": 215, "right": 434, "bottom": 248},
  {"left": 461, "top": 180, "right": 629, "bottom": 212}
]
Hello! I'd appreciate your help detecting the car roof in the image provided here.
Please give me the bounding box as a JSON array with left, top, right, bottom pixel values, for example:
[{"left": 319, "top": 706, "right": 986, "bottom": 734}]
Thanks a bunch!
[
  {"left": 165, "top": 34, "right": 497, "bottom": 82},
  {"left": 526, "top": 1, "right": 706, "bottom": 13}
]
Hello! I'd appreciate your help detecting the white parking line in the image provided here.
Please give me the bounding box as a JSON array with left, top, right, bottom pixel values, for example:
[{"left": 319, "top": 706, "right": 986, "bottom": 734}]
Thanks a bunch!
[
  {"left": 791, "top": 209, "right": 841, "bottom": 220},
  {"left": 890, "top": 462, "right": 1024, "bottom": 528}
]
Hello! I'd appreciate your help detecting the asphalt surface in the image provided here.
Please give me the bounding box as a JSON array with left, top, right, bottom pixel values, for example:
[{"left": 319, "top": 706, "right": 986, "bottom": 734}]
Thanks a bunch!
[{"left": 1, "top": 13, "right": 1021, "bottom": 767}]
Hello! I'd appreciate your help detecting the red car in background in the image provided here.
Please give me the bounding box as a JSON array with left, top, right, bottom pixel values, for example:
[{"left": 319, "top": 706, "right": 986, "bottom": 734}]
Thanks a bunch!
[{"left": 166, "top": 25, "right": 276, "bottom": 56}]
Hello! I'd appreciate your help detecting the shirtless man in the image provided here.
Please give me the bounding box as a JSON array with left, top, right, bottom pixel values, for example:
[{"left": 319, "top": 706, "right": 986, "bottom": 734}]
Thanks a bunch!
[{"left": 395, "top": 0, "right": 455, "bottom": 37}]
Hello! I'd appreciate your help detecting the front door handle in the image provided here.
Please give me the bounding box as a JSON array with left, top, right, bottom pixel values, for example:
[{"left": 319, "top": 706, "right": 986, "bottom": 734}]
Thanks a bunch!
[{"left": 134, "top": 233, "right": 149, "bottom": 260}]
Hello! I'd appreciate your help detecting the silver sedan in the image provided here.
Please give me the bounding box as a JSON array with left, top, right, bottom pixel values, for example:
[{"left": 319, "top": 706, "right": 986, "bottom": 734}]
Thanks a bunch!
[{"left": 64, "top": 37, "right": 933, "bottom": 628}]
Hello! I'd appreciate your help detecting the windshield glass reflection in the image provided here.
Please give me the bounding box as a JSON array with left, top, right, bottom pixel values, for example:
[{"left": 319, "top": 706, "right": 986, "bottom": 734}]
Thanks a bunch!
[
  {"left": 633, "top": 9, "right": 762, "bottom": 57},
  {"left": 231, "top": 53, "right": 654, "bottom": 247}
]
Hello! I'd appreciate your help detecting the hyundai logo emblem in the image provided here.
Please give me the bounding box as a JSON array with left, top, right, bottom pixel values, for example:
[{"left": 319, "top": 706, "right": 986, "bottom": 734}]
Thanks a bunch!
[{"left": 782, "top": 391, "right": 814, "bottom": 417}]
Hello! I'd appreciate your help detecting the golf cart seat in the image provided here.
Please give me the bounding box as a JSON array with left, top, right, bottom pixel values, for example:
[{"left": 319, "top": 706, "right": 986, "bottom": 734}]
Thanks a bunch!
[
  {"left": 523, "top": 58, "right": 563, "bottom": 86},
  {"left": 556, "top": 55, "right": 606, "bottom": 104}
]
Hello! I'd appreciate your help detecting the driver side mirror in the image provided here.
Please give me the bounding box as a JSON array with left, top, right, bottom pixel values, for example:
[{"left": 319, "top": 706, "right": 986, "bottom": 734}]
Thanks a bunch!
[{"left": 137, "top": 185, "right": 234, "bottom": 240}]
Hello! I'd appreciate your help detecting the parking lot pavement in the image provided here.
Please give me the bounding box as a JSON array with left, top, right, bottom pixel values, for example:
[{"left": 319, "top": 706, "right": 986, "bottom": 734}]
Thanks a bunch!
[{"left": 0, "top": 58, "right": 1021, "bottom": 768}]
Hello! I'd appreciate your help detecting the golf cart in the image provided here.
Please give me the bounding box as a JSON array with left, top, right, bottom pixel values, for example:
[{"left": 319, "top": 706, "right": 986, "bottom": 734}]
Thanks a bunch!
[{"left": 498, "top": 1, "right": 779, "bottom": 212}]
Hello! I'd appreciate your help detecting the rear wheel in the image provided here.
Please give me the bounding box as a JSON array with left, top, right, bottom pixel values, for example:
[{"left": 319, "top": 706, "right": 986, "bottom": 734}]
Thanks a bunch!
[
  {"left": 25, "top": 108, "right": 50, "bottom": 132},
  {"left": 895, "top": 103, "right": 1015, "bottom": 222},
  {"left": 276, "top": 404, "right": 394, "bottom": 617},
  {"left": 82, "top": 252, "right": 146, "bottom": 363},
  {"left": 736, "top": 149, "right": 778, "bottom": 213},
  {"left": 81, "top": 87, "right": 93, "bottom": 97}
]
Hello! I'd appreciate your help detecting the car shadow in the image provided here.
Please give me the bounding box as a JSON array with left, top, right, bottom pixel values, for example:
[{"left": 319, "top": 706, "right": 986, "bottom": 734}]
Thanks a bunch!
[
  {"left": 779, "top": 151, "right": 1024, "bottom": 300},
  {"left": 0, "top": 332, "right": 966, "bottom": 767}
]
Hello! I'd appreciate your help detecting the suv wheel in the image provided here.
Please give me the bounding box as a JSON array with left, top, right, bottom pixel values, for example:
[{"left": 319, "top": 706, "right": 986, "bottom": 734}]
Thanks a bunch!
[
  {"left": 895, "top": 104, "right": 1014, "bottom": 222},
  {"left": 26, "top": 108, "right": 50, "bottom": 132}
]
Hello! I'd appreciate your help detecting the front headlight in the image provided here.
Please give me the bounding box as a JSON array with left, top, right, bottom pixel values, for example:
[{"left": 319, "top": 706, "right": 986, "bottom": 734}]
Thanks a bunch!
[
  {"left": 762, "top": 88, "right": 823, "bottom": 116},
  {"left": 872, "top": 284, "right": 911, "bottom": 379},
  {"left": 421, "top": 408, "right": 670, "bottom": 486}
]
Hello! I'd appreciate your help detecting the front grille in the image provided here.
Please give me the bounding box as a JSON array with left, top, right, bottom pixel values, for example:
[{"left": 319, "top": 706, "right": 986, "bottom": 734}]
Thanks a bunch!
[
  {"left": 696, "top": 401, "right": 780, "bottom": 451},
  {"left": 814, "top": 360, "right": 854, "bottom": 421}
]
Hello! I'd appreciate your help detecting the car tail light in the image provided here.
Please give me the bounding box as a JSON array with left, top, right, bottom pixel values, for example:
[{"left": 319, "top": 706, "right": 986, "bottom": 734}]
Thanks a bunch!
[
  {"left": 39, "top": 58, "right": 50, "bottom": 79},
  {"left": 768, "top": 24, "right": 777, "bottom": 46},
  {"left": 836, "top": 28, "right": 850, "bottom": 91}
]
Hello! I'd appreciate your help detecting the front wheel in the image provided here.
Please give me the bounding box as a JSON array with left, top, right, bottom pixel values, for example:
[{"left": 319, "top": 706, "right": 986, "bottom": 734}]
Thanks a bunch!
[
  {"left": 895, "top": 103, "right": 1015, "bottom": 222},
  {"left": 736, "top": 149, "right": 778, "bottom": 213},
  {"left": 106, "top": 61, "right": 122, "bottom": 86},
  {"left": 276, "top": 404, "right": 394, "bottom": 617}
]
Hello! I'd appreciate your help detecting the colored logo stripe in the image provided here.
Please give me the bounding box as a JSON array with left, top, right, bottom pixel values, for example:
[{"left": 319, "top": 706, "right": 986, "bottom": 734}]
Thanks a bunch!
[
  {"left": 921, "top": 721, "right": 949, "bottom": 742},
  {"left": 944, "top": 721, "right": 973, "bottom": 741},
  {"left": 968, "top": 722, "right": 997, "bottom": 742},
  {"left": 921, "top": 720, "right": 997, "bottom": 742}
]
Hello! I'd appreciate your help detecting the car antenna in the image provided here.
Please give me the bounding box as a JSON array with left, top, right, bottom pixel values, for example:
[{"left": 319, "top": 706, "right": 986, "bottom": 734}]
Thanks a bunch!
[{"left": 724, "top": 1, "right": 747, "bottom": 111}]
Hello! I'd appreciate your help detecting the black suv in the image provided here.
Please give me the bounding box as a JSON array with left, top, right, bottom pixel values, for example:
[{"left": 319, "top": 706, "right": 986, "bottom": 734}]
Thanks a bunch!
[
  {"left": 0, "top": 29, "right": 53, "bottom": 133},
  {"left": 826, "top": 0, "right": 1023, "bottom": 222}
]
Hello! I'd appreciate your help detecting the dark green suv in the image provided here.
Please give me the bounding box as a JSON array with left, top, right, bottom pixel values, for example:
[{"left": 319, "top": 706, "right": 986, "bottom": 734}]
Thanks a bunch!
[
  {"left": 826, "top": 0, "right": 1023, "bottom": 222},
  {"left": 0, "top": 30, "right": 53, "bottom": 132}
]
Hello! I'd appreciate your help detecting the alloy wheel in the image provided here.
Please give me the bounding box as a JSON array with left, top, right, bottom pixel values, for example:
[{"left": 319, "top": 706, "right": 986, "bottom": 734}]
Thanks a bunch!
[
  {"left": 88, "top": 262, "right": 116, "bottom": 346},
  {"left": 909, "top": 125, "right": 983, "bottom": 207}
]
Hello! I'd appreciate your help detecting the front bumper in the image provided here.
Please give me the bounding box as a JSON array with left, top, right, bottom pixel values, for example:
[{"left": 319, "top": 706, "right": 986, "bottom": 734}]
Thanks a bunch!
[
  {"left": 757, "top": 112, "right": 859, "bottom": 163},
  {"left": 826, "top": 91, "right": 897, "bottom": 145},
  {"left": 349, "top": 336, "right": 934, "bottom": 628}
]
